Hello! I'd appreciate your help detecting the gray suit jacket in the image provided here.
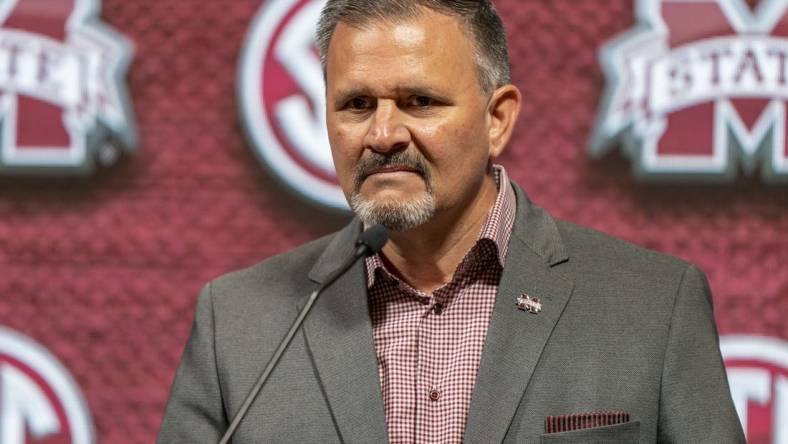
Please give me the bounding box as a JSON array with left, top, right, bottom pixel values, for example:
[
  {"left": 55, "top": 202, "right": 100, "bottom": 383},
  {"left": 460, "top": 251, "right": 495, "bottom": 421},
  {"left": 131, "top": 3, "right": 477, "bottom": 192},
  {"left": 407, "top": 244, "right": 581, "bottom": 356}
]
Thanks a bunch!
[{"left": 158, "top": 183, "right": 745, "bottom": 443}]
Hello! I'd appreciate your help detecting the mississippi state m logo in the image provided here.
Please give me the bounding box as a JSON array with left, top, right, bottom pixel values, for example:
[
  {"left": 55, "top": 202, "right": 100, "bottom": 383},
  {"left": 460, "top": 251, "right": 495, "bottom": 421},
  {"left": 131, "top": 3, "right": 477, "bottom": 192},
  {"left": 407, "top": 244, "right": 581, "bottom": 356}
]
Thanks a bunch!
[
  {"left": 591, "top": 0, "right": 788, "bottom": 182},
  {"left": 240, "top": 0, "right": 349, "bottom": 210},
  {"left": 0, "top": 0, "right": 136, "bottom": 174}
]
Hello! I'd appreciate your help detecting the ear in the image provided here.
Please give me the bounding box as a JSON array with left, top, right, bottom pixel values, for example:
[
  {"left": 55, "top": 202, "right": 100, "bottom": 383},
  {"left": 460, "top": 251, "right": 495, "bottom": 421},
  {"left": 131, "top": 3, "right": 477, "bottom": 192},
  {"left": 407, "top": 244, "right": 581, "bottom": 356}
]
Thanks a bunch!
[{"left": 486, "top": 84, "right": 522, "bottom": 158}]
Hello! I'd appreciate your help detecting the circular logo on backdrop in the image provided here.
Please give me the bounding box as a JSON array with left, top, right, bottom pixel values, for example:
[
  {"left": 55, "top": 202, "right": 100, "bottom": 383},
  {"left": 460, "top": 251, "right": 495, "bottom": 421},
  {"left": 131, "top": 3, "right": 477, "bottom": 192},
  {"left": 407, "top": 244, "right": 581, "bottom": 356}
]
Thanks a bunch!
[
  {"left": 0, "top": 327, "right": 94, "bottom": 443},
  {"left": 721, "top": 334, "right": 788, "bottom": 444},
  {"left": 239, "top": 0, "right": 349, "bottom": 211}
]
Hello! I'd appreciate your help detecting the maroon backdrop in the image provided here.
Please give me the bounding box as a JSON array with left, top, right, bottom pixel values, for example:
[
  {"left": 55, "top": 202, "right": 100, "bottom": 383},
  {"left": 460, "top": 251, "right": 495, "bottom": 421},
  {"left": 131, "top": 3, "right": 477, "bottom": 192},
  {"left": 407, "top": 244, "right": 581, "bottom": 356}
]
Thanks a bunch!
[{"left": 0, "top": 0, "right": 785, "bottom": 442}]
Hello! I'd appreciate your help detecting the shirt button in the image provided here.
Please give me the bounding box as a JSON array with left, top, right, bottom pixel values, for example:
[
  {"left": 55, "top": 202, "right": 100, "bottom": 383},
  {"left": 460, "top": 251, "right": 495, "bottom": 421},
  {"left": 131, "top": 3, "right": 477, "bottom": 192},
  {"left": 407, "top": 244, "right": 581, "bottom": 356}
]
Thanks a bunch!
[
  {"left": 433, "top": 303, "right": 444, "bottom": 315},
  {"left": 429, "top": 389, "right": 441, "bottom": 401}
]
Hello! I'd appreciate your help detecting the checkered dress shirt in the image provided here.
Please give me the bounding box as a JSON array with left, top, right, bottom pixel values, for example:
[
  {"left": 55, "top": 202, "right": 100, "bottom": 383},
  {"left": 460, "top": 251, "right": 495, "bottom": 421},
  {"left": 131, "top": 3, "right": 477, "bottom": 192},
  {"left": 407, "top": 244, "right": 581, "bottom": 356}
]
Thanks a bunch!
[{"left": 365, "top": 165, "right": 517, "bottom": 444}]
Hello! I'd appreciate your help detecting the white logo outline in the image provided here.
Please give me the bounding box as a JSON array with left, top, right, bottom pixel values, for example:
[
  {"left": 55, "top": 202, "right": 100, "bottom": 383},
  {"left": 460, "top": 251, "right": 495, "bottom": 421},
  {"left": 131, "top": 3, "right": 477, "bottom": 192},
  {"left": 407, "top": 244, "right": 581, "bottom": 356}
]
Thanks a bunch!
[
  {"left": 721, "top": 334, "right": 788, "bottom": 443},
  {"left": 239, "top": 0, "right": 349, "bottom": 211},
  {"left": 0, "top": 0, "right": 137, "bottom": 174},
  {"left": 0, "top": 326, "right": 95, "bottom": 443},
  {"left": 590, "top": 0, "right": 788, "bottom": 182}
]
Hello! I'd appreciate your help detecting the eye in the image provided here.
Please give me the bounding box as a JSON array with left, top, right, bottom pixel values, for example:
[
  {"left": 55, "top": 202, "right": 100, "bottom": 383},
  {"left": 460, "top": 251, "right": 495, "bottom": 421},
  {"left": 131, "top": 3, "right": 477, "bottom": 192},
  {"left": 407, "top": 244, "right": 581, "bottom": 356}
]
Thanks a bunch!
[
  {"left": 408, "top": 96, "right": 435, "bottom": 107},
  {"left": 344, "top": 96, "right": 373, "bottom": 111}
]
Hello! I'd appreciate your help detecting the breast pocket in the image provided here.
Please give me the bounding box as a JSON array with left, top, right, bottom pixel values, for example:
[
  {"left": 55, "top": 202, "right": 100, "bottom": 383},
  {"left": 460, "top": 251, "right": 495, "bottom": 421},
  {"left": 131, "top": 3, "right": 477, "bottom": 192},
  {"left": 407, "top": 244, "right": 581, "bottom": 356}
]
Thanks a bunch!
[{"left": 540, "top": 421, "right": 640, "bottom": 443}]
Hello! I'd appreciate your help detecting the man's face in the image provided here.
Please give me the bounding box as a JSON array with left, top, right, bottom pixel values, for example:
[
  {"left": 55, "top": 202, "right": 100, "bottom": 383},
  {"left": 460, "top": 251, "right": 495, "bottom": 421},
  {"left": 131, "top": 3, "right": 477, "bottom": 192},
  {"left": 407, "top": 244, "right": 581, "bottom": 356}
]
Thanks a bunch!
[{"left": 325, "top": 9, "right": 498, "bottom": 230}]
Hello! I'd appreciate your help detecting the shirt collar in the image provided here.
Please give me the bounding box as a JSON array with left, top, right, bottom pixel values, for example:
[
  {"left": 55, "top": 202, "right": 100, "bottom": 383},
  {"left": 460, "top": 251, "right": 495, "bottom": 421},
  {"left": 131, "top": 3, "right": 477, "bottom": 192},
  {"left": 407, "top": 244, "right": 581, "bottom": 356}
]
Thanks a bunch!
[
  {"left": 365, "top": 164, "right": 517, "bottom": 289},
  {"left": 478, "top": 164, "right": 517, "bottom": 267}
]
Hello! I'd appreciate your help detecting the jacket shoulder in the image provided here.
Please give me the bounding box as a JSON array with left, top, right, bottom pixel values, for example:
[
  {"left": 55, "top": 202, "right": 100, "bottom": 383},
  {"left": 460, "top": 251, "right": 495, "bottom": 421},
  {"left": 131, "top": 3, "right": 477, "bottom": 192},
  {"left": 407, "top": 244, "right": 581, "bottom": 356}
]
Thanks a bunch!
[
  {"left": 554, "top": 218, "right": 690, "bottom": 279},
  {"left": 208, "top": 232, "right": 337, "bottom": 307}
]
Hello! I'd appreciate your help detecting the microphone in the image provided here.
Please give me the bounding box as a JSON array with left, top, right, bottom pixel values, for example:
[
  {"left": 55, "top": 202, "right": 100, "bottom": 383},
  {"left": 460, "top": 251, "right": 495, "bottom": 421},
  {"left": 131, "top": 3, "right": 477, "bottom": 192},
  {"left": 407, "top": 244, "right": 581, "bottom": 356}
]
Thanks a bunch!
[
  {"left": 218, "top": 224, "right": 388, "bottom": 444},
  {"left": 357, "top": 224, "right": 388, "bottom": 257}
]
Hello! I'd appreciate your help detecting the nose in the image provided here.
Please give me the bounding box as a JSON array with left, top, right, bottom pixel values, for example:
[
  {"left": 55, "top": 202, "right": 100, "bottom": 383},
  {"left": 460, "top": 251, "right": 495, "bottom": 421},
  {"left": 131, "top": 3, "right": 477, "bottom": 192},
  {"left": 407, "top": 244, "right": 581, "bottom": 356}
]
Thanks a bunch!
[{"left": 363, "top": 100, "right": 411, "bottom": 154}]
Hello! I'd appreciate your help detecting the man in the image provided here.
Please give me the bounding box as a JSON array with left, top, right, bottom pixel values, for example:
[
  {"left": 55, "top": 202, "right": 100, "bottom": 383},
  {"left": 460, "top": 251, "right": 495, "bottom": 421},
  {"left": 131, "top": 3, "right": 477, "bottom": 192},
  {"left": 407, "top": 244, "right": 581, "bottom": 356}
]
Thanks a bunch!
[{"left": 159, "top": 1, "right": 745, "bottom": 442}]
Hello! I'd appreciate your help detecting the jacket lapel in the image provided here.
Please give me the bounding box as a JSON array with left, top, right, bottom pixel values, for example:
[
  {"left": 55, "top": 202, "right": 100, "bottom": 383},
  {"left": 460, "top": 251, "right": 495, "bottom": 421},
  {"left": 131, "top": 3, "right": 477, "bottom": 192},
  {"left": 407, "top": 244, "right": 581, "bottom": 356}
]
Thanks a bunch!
[
  {"left": 300, "top": 184, "right": 572, "bottom": 444},
  {"left": 302, "top": 220, "right": 389, "bottom": 444},
  {"left": 464, "top": 184, "right": 575, "bottom": 443}
]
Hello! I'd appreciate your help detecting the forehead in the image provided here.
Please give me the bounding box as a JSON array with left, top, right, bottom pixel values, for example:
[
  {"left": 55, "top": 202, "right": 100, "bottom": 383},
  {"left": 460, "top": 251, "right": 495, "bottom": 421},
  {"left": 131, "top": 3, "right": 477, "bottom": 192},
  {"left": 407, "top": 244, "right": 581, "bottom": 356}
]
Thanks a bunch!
[{"left": 325, "top": 10, "right": 479, "bottom": 94}]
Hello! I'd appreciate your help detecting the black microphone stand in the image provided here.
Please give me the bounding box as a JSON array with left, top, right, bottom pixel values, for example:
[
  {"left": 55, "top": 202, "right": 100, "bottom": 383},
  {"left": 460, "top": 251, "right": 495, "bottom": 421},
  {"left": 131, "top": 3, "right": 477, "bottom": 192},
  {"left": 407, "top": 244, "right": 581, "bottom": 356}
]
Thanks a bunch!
[{"left": 218, "top": 225, "right": 388, "bottom": 444}]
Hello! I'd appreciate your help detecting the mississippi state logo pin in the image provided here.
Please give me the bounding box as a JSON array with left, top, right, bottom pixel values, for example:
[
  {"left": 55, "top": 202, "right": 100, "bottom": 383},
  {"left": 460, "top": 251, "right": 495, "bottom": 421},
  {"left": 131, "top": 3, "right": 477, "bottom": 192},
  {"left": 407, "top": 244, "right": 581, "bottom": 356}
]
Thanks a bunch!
[
  {"left": 239, "top": 0, "right": 350, "bottom": 210},
  {"left": 721, "top": 335, "right": 788, "bottom": 443},
  {"left": 0, "top": 0, "right": 136, "bottom": 175},
  {"left": 516, "top": 293, "right": 542, "bottom": 314},
  {"left": 590, "top": 0, "right": 788, "bottom": 182},
  {"left": 0, "top": 327, "right": 94, "bottom": 443}
]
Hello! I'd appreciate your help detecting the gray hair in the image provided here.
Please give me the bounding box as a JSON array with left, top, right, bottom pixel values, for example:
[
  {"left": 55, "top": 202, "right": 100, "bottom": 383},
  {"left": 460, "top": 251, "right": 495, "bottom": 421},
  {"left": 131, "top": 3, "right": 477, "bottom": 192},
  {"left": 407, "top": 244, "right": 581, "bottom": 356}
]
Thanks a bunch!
[{"left": 316, "top": 0, "right": 511, "bottom": 95}]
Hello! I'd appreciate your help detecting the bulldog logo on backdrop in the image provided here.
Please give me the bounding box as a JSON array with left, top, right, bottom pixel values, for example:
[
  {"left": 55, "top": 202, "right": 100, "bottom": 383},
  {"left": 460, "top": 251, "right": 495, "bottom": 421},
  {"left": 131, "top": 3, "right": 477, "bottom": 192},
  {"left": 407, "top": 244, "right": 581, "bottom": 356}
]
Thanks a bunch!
[
  {"left": 590, "top": 0, "right": 788, "bottom": 182},
  {"left": 239, "top": 0, "right": 349, "bottom": 210},
  {"left": 0, "top": 0, "right": 136, "bottom": 175},
  {"left": 721, "top": 335, "right": 788, "bottom": 444},
  {"left": 0, "top": 327, "right": 94, "bottom": 444}
]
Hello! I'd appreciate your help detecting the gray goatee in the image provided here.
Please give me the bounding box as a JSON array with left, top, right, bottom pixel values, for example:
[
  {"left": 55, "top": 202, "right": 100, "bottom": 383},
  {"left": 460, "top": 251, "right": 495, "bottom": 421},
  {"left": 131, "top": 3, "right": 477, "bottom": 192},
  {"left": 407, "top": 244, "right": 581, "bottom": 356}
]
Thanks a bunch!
[{"left": 349, "top": 151, "right": 435, "bottom": 231}]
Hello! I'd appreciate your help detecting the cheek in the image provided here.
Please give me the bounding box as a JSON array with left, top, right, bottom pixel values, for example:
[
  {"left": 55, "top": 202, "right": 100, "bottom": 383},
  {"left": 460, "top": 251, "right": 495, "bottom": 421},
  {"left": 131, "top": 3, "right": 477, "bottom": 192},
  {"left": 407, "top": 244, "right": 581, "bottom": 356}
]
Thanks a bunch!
[
  {"left": 415, "top": 118, "right": 491, "bottom": 199},
  {"left": 328, "top": 126, "right": 362, "bottom": 189},
  {"left": 417, "top": 118, "right": 488, "bottom": 167}
]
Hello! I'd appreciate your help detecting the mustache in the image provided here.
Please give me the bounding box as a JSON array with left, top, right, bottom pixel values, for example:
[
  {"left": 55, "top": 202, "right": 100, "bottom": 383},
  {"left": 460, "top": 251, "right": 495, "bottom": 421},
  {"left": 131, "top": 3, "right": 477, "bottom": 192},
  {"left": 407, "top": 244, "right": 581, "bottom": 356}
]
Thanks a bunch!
[{"left": 353, "top": 151, "right": 432, "bottom": 192}]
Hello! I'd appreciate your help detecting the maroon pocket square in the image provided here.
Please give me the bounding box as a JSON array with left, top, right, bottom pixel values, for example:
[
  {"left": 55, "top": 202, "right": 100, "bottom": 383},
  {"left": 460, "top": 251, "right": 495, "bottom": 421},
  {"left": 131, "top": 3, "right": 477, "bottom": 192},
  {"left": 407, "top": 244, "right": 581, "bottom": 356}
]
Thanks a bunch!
[{"left": 545, "top": 411, "right": 631, "bottom": 434}]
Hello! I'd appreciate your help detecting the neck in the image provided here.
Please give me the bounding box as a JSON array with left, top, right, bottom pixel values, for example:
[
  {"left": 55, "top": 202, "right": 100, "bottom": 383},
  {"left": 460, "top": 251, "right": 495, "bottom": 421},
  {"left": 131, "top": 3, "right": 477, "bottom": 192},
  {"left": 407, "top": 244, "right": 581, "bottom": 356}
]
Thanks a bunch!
[{"left": 380, "top": 174, "right": 498, "bottom": 293}]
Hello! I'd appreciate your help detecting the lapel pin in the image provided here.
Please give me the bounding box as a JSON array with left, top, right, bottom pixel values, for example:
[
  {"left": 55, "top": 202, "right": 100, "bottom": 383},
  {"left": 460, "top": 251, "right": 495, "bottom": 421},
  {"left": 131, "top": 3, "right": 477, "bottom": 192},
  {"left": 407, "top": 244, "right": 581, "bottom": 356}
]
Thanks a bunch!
[{"left": 516, "top": 293, "right": 542, "bottom": 314}]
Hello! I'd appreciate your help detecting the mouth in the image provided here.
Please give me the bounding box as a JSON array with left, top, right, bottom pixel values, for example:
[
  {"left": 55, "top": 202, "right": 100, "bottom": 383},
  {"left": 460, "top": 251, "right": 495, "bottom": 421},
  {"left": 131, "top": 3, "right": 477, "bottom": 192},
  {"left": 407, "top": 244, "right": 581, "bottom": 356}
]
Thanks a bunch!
[
  {"left": 353, "top": 151, "right": 432, "bottom": 194},
  {"left": 367, "top": 166, "right": 421, "bottom": 177}
]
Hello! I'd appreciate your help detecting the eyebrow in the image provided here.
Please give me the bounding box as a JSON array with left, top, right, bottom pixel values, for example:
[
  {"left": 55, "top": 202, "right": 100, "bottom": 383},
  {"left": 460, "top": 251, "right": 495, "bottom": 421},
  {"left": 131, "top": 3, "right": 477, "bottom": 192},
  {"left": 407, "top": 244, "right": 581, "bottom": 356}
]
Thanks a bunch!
[{"left": 332, "top": 85, "right": 451, "bottom": 108}]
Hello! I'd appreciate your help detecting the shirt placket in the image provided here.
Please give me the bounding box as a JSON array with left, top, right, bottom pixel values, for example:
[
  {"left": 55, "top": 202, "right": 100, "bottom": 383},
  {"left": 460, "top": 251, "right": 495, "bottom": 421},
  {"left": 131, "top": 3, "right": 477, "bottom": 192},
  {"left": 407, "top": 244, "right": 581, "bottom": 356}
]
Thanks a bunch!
[
  {"left": 375, "top": 281, "right": 426, "bottom": 444},
  {"left": 415, "top": 283, "right": 456, "bottom": 443},
  {"left": 369, "top": 166, "right": 515, "bottom": 444},
  {"left": 384, "top": 282, "right": 427, "bottom": 444}
]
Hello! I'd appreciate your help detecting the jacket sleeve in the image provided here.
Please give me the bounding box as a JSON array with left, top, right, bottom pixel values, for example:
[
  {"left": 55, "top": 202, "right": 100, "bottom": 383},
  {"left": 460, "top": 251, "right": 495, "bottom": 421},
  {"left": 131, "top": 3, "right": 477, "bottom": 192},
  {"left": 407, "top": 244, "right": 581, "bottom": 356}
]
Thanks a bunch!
[
  {"left": 157, "top": 283, "right": 228, "bottom": 443},
  {"left": 657, "top": 264, "right": 745, "bottom": 443}
]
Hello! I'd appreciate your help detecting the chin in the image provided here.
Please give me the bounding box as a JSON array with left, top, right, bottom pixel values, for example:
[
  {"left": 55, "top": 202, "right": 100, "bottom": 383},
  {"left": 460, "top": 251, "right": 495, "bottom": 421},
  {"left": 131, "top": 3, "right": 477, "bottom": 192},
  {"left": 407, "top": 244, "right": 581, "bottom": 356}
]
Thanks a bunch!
[{"left": 350, "top": 192, "right": 436, "bottom": 232}]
